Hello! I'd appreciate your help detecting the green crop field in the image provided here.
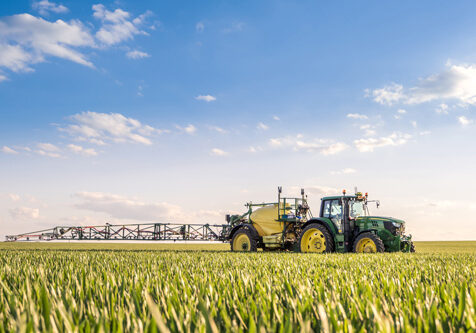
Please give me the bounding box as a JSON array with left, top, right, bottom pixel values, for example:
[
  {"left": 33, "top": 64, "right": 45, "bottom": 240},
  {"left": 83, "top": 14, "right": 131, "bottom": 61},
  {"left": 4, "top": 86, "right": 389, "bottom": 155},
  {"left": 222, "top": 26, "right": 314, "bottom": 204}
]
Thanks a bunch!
[{"left": 0, "top": 242, "right": 475, "bottom": 332}]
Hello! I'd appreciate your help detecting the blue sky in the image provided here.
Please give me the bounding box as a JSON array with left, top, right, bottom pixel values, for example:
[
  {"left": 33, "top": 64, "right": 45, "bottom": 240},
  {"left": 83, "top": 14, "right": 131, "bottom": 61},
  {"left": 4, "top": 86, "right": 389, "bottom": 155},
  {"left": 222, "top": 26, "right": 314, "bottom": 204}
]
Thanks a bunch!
[{"left": 1, "top": 0, "right": 476, "bottom": 240}]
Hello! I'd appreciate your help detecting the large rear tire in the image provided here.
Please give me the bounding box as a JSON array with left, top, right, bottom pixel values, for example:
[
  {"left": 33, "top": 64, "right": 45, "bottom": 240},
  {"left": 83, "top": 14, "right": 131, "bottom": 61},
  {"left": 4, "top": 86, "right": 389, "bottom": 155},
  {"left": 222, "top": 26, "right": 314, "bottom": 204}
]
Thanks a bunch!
[
  {"left": 353, "top": 232, "right": 385, "bottom": 253},
  {"left": 298, "top": 223, "right": 334, "bottom": 253},
  {"left": 231, "top": 228, "right": 258, "bottom": 252}
]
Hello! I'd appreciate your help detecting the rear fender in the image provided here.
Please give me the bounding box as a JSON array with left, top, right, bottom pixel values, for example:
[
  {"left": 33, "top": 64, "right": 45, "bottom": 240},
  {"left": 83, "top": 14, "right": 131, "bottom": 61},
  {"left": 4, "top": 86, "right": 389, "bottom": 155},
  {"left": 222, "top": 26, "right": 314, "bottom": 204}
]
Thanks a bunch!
[
  {"left": 228, "top": 223, "right": 260, "bottom": 240},
  {"left": 302, "top": 218, "right": 336, "bottom": 236}
]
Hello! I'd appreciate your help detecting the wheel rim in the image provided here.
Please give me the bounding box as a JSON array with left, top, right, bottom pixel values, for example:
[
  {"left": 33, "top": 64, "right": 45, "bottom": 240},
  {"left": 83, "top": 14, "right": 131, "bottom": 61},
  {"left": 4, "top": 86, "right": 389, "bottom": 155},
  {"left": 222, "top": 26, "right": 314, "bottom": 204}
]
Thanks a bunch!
[
  {"left": 233, "top": 233, "right": 251, "bottom": 251},
  {"left": 356, "top": 238, "right": 377, "bottom": 253},
  {"left": 300, "top": 228, "right": 326, "bottom": 253}
]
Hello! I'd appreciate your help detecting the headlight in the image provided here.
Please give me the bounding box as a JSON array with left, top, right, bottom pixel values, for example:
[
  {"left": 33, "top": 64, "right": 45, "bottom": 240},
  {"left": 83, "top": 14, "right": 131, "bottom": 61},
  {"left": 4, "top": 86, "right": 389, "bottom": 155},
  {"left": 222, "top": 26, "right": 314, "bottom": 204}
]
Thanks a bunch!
[{"left": 392, "top": 222, "right": 401, "bottom": 228}]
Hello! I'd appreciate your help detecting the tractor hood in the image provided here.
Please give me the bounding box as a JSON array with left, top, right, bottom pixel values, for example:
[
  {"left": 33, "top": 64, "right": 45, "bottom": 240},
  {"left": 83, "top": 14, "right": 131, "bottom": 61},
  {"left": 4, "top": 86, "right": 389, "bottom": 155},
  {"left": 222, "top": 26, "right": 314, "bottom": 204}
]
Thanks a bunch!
[{"left": 357, "top": 216, "right": 405, "bottom": 225}]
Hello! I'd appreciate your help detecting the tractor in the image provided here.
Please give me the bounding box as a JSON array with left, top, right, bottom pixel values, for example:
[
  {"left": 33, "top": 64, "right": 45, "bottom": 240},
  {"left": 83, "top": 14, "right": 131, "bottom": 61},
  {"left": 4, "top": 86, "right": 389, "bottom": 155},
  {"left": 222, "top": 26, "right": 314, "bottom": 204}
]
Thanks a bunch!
[{"left": 226, "top": 187, "right": 414, "bottom": 253}]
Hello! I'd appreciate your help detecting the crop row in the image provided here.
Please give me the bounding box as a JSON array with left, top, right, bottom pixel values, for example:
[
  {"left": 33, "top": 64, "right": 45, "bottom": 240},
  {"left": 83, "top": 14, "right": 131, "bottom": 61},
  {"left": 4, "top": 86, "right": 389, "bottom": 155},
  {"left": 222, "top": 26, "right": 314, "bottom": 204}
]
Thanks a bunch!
[{"left": 0, "top": 249, "right": 474, "bottom": 332}]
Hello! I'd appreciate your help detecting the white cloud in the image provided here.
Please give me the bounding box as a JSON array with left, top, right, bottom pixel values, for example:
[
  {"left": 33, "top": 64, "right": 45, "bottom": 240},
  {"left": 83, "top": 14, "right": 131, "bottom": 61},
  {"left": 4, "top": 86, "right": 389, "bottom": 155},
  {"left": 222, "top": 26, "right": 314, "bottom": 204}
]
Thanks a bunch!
[
  {"left": 435, "top": 103, "right": 449, "bottom": 114},
  {"left": 273, "top": 115, "right": 280, "bottom": 121},
  {"left": 62, "top": 111, "right": 161, "bottom": 145},
  {"left": 0, "top": 5, "right": 154, "bottom": 79},
  {"left": 269, "top": 135, "right": 348, "bottom": 155},
  {"left": 407, "top": 64, "right": 476, "bottom": 104},
  {"left": 32, "top": 0, "right": 68, "bottom": 16},
  {"left": 1, "top": 146, "right": 18, "bottom": 154},
  {"left": 296, "top": 185, "right": 340, "bottom": 197},
  {"left": 0, "top": 14, "right": 95, "bottom": 73},
  {"left": 9, "top": 206, "right": 40, "bottom": 220},
  {"left": 36, "top": 150, "right": 61, "bottom": 158},
  {"left": 347, "top": 113, "right": 368, "bottom": 120},
  {"left": 126, "top": 50, "right": 150, "bottom": 59},
  {"left": 208, "top": 126, "right": 227, "bottom": 134},
  {"left": 354, "top": 132, "right": 412, "bottom": 152},
  {"left": 184, "top": 124, "right": 196, "bottom": 134},
  {"left": 360, "top": 124, "right": 376, "bottom": 137},
  {"left": 411, "top": 121, "right": 417, "bottom": 128},
  {"left": 195, "top": 94, "right": 216, "bottom": 102},
  {"left": 397, "top": 109, "right": 407, "bottom": 114},
  {"left": 74, "top": 192, "right": 185, "bottom": 221},
  {"left": 331, "top": 168, "right": 357, "bottom": 175},
  {"left": 458, "top": 116, "right": 473, "bottom": 126},
  {"left": 37, "top": 142, "right": 59, "bottom": 151},
  {"left": 92, "top": 4, "right": 150, "bottom": 46},
  {"left": 257, "top": 122, "right": 269, "bottom": 130},
  {"left": 196, "top": 22, "right": 204, "bottom": 33},
  {"left": 321, "top": 142, "right": 349, "bottom": 155},
  {"left": 35, "top": 142, "right": 61, "bottom": 157},
  {"left": 67, "top": 144, "right": 98, "bottom": 156},
  {"left": 371, "top": 83, "right": 404, "bottom": 106},
  {"left": 210, "top": 148, "right": 229, "bottom": 156},
  {"left": 247, "top": 146, "right": 263, "bottom": 153},
  {"left": 370, "top": 63, "right": 476, "bottom": 106}
]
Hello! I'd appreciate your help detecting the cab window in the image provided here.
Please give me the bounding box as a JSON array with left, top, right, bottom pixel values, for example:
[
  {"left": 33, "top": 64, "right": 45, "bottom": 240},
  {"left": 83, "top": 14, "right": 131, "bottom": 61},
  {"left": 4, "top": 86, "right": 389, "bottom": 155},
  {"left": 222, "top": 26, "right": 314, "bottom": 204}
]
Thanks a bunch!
[
  {"left": 322, "top": 200, "right": 331, "bottom": 217},
  {"left": 330, "top": 200, "right": 342, "bottom": 219}
]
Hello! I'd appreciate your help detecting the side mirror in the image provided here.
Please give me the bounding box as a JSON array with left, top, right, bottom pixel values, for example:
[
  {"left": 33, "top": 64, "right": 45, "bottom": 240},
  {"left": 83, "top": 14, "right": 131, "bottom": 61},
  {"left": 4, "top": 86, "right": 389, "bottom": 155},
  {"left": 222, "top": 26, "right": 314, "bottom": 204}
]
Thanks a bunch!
[{"left": 376, "top": 201, "right": 380, "bottom": 208}]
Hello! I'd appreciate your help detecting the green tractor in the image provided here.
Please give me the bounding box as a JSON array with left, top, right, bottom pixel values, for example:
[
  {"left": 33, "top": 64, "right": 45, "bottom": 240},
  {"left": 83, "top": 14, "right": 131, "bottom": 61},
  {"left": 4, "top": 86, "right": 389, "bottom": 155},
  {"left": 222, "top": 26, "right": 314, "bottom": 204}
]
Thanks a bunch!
[{"left": 226, "top": 187, "right": 414, "bottom": 253}]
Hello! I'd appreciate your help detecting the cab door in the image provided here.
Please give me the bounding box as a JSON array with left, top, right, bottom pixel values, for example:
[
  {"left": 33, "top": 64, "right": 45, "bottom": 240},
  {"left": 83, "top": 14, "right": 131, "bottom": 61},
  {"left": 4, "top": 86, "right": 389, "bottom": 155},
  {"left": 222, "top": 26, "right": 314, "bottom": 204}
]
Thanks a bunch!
[{"left": 321, "top": 199, "right": 343, "bottom": 233}]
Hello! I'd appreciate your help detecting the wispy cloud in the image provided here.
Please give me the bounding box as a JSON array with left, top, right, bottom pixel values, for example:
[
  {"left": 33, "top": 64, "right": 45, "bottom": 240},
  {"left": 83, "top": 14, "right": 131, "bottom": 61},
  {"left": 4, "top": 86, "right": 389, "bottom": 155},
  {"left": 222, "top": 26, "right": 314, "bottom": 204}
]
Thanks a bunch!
[
  {"left": 257, "top": 122, "right": 269, "bottom": 130},
  {"left": 210, "top": 148, "right": 229, "bottom": 156},
  {"left": 208, "top": 125, "right": 227, "bottom": 134},
  {"left": 269, "top": 135, "right": 348, "bottom": 155},
  {"left": 93, "top": 4, "right": 151, "bottom": 46},
  {"left": 435, "top": 103, "right": 449, "bottom": 114},
  {"left": 62, "top": 111, "right": 162, "bottom": 146},
  {"left": 347, "top": 113, "right": 368, "bottom": 120},
  {"left": 67, "top": 144, "right": 98, "bottom": 156},
  {"left": 0, "top": 14, "right": 95, "bottom": 73},
  {"left": 458, "top": 116, "right": 473, "bottom": 126},
  {"left": 354, "top": 132, "right": 411, "bottom": 152},
  {"left": 176, "top": 124, "right": 196, "bottom": 134},
  {"left": 1, "top": 146, "right": 18, "bottom": 154},
  {"left": 331, "top": 168, "right": 356, "bottom": 175},
  {"left": 0, "top": 4, "right": 153, "bottom": 80},
  {"left": 195, "top": 94, "right": 216, "bottom": 102},
  {"left": 36, "top": 142, "right": 61, "bottom": 158},
  {"left": 74, "top": 191, "right": 185, "bottom": 221},
  {"left": 126, "top": 50, "right": 150, "bottom": 59},
  {"left": 9, "top": 206, "right": 40, "bottom": 220},
  {"left": 32, "top": 0, "right": 68, "bottom": 16}
]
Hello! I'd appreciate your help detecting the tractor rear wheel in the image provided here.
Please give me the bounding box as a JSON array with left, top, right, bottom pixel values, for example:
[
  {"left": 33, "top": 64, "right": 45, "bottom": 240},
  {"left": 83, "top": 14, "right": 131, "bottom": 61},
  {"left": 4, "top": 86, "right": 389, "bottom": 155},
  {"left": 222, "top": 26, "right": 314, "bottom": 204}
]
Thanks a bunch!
[
  {"left": 298, "top": 223, "right": 334, "bottom": 253},
  {"left": 353, "top": 232, "right": 385, "bottom": 253},
  {"left": 231, "top": 228, "right": 257, "bottom": 252}
]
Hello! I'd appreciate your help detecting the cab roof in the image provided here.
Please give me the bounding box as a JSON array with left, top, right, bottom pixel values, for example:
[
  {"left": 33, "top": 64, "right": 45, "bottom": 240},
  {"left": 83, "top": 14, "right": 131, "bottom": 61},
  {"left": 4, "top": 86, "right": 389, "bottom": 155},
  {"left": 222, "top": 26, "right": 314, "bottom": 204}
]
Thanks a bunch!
[{"left": 321, "top": 195, "right": 357, "bottom": 200}]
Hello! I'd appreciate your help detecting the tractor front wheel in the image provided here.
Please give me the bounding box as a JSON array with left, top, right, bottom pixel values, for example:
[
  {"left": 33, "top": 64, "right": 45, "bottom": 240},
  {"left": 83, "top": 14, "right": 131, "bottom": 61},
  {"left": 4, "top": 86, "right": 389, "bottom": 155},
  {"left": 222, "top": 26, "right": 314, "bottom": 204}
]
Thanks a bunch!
[
  {"left": 298, "top": 223, "right": 334, "bottom": 253},
  {"left": 353, "top": 232, "right": 385, "bottom": 253},
  {"left": 231, "top": 228, "right": 258, "bottom": 252}
]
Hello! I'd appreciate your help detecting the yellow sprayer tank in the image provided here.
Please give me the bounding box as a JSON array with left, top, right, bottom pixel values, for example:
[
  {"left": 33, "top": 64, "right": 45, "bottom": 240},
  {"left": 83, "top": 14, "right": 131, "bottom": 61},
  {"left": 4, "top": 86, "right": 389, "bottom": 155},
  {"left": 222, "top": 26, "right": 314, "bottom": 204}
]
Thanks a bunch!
[{"left": 250, "top": 204, "right": 285, "bottom": 236}]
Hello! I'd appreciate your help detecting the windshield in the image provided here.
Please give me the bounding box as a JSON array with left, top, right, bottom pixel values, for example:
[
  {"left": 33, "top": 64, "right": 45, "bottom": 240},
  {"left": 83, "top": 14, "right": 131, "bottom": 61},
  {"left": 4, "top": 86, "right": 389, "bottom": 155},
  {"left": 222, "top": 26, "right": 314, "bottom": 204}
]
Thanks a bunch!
[{"left": 350, "top": 200, "right": 366, "bottom": 217}]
